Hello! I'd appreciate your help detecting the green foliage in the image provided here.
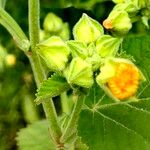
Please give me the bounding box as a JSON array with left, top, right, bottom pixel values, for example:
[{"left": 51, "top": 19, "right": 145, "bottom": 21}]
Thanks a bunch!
[
  {"left": 77, "top": 34, "right": 150, "bottom": 149},
  {"left": 17, "top": 120, "right": 55, "bottom": 150},
  {"left": 17, "top": 119, "right": 89, "bottom": 150},
  {"left": 78, "top": 85, "right": 150, "bottom": 150},
  {"left": 35, "top": 74, "right": 70, "bottom": 104},
  {"left": 122, "top": 34, "right": 150, "bottom": 98}
]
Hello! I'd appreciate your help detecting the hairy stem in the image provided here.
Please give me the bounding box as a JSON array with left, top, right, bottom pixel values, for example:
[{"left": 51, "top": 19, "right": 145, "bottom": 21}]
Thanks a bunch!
[
  {"left": 60, "top": 93, "right": 85, "bottom": 145},
  {"left": 60, "top": 92, "right": 71, "bottom": 115},
  {"left": 28, "top": 0, "right": 40, "bottom": 49},
  {"left": 28, "top": 0, "right": 62, "bottom": 146}
]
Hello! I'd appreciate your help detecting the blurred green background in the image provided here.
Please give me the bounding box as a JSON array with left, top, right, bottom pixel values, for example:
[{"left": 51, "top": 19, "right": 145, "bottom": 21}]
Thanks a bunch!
[{"left": 0, "top": 0, "right": 149, "bottom": 150}]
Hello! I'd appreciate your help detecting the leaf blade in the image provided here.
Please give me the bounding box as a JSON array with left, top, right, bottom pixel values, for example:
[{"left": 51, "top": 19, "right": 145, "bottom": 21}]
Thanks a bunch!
[{"left": 35, "top": 74, "right": 70, "bottom": 104}]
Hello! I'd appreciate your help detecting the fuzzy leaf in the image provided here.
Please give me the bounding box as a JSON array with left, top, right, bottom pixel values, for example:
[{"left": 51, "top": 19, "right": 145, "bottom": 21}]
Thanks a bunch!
[
  {"left": 78, "top": 85, "right": 150, "bottom": 150},
  {"left": 35, "top": 74, "right": 70, "bottom": 104},
  {"left": 17, "top": 120, "right": 55, "bottom": 150}
]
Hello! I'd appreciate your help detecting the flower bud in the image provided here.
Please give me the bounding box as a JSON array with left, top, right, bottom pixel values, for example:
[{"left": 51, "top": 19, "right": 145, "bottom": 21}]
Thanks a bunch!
[
  {"left": 43, "top": 13, "right": 63, "bottom": 33},
  {"left": 67, "top": 41, "right": 88, "bottom": 59},
  {"left": 64, "top": 57, "right": 94, "bottom": 88},
  {"left": 59, "top": 23, "right": 70, "bottom": 41},
  {"left": 96, "top": 58, "right": 145, "bottom": 100},
  {"left": 37, "top": 36, "right": 70, "bottom": 71},
  {"left": 39, "top": 30, "right": 46, "bottom": 41},
  {"left": 96, "top": 35, "right": 122, "bottom": 57},
  {"left": 103, "top": 10, "right": 132, "bottom": 35},
  {"left": 73, "top": 13, "right": 104, "bottom": 44}
]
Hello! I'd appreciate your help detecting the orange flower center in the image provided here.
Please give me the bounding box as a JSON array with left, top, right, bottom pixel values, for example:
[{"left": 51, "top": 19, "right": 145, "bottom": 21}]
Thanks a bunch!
[{"left": 107, "top": 63, "right": 139, "bottom": 100}]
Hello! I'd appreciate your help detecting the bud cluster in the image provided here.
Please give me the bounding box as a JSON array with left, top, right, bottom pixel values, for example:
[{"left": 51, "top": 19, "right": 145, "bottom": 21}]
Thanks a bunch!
[{"left": 37, "top": 13, "right": 145, "bottom": 101}]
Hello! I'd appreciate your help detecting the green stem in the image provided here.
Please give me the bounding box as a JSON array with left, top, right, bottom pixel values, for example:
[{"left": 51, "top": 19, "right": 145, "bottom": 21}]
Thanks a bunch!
[
  {"left": 43, "top": 98, "right": 63, "bottom": 144},
  {"left": 28, "top": 0, "right": 40, "bottom": 49},
  {"left": 28, "top": 54, "right": 46, "bottom": 87},
  {"left": 28, "top": 0, "right": 62, "bottom": 147},
  {"left": 60, "top": 93, "right": 85, "bottom": 145},
  {"left": 60, "top": 92, "right": 70, "bottom": 114}
]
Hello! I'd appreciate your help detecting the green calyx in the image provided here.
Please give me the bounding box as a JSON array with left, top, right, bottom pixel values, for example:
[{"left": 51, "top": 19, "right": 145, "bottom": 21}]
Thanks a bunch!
[
  {"left": 96, "top": 35, "right": 122, "bottom": 57},
  {"left": 86, "top": 43, "right": 102, "bottom": 71},
  {"left": 67, "top": 40, "right": 88, "bottom": 59},
  {"left": 64, "top": 57, "right": 94, "bottom": 88},
  {"left": 96, "top": 59, "right": 116, "bottom": 84},
  {"left": 73, "top": 13, "right": 104, "bottom": 44},
  {"left": 37, "top": 36, "right": 70, "bottom": 71}
]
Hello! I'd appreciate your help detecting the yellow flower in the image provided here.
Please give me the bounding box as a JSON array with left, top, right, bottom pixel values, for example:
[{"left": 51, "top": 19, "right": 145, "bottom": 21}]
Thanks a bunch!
[{"left": 107, "top": 62, "right": 139, "bottom": 100}]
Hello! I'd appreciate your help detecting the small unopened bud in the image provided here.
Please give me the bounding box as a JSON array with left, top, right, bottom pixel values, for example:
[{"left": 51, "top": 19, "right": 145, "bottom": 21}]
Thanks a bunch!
[
  {"left": 59, "top": 23, "right": 70, "bottom": 41},
  {"left": 40, "top": 30, "right": 46, "bottom": 41},
  {"left": 37, "top": 36, "right": 70, "bottom": 71},
  {"left": 64, "top": 57, "right": 94, "bottom": 88},
  {"left": 43, "top": 13, "right": 63, "bottom": 33},
  {"left": 96, "top": 35, "right": 122, "bottom": 57},
  {"left": 103, "top": 10, "right": 132, "bottom": 35},
  {"left": 73, "top": 13, "right": 104, "bottom": 44},
  {"left": 5, "top": 54, "right": 16, "bottom": 66}
]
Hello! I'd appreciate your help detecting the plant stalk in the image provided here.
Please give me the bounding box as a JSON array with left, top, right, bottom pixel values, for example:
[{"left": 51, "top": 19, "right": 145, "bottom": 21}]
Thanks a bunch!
[
  {"left": 60, "top": 93, "right": 85, "bottom": 145},
  {"left": 28, "top": 0, "right": 62, "bottom": 147},
  {"left": 28, "top": 0, "right": 40, "bottom": 49}
]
